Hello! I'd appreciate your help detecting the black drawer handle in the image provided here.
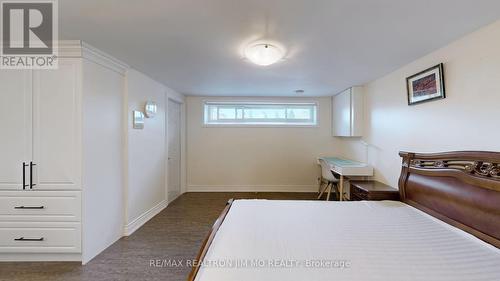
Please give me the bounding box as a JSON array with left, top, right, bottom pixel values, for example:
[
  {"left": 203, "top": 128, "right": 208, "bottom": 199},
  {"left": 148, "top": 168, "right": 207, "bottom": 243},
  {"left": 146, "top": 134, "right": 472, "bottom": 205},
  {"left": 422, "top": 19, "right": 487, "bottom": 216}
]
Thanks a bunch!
[
  {"left": 22, "top": 162, "right": 29, "bottom": 190},
  {"left": 14, "top": 206, "right": 45, "bottom": 209},
  {"left": 30, "top": 162, "right": 37, "bottom": 189},
  {"left": 14, "top": 237, "right": 44, "bottom": 241}
]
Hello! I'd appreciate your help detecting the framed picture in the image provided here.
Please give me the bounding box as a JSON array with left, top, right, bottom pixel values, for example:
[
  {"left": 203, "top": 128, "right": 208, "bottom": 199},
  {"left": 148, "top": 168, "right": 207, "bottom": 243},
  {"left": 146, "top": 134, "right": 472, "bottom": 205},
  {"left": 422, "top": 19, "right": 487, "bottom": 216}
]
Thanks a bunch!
[{"left": 406, "top": 63, "right": 445, "bottom": 105}]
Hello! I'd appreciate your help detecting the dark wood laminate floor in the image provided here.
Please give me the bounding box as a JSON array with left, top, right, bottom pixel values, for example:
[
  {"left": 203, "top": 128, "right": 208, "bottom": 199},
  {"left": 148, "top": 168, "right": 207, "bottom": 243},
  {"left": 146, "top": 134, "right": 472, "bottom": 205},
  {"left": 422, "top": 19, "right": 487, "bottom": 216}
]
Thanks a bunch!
[{"left": 0, "top": 192, "right": 317, "bottom": 281}]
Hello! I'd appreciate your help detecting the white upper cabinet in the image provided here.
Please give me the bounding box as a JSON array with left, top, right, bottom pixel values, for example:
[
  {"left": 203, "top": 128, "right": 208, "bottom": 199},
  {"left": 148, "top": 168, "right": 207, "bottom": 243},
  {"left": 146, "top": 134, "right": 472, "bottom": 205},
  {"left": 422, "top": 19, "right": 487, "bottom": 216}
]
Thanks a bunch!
[
  {"left": 0, "top": 71, "right": 33, "bottom": 190},
  {"left": 332, "top": 86, "right": 364, "bottom": 137},
  {"left": 33, "top": 59, "right": 82, "bottom": 190}
]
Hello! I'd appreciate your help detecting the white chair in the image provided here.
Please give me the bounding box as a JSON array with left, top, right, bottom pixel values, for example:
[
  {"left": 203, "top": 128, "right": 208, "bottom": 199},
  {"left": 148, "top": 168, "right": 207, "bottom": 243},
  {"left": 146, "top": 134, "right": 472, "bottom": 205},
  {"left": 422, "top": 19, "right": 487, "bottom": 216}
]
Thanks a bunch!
[{"left": 318, "top": 159, "right": 340, "bottom": 201}]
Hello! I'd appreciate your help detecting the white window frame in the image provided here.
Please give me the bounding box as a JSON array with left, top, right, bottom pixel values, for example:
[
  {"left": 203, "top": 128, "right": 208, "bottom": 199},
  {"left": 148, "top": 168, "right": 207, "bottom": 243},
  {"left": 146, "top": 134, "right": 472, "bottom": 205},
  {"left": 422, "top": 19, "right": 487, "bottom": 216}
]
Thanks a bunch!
[{"left": 203, "top": 101, "right": 319, "bottom": 127}]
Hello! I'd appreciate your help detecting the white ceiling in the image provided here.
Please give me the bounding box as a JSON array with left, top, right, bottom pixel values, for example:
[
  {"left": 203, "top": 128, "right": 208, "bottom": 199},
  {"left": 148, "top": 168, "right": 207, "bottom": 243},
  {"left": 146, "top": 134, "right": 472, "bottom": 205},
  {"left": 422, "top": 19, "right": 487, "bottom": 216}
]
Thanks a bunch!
[{"left": 60, "top": 0, "right": 500, "bottom": 96}]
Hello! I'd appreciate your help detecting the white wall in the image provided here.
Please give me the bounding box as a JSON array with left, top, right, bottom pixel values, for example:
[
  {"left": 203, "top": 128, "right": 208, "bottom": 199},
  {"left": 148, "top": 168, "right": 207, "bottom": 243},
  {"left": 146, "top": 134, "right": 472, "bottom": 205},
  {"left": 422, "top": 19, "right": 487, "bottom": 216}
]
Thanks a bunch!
[
  {"left": 339, "top": 20, "right": 500, "bottom": 188},
  {"left": 124, "top": 69, "right": 167, "bottom": 228},
  {"left": 186, "top": 96, "right": 340, "bottom": 192},
  {"left": 82, "top": 59, "right": 125, "bottom": 264}
]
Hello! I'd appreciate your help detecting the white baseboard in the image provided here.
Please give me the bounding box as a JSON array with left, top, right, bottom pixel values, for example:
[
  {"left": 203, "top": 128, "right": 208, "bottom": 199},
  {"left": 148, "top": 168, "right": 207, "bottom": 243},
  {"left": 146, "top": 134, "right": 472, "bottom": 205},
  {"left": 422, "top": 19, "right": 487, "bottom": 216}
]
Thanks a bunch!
[
  {"left": 0, "top": 253, "right": 81, "bottom": 262},
  {"left": 187, "top": 184, "right": 317, "bottom": 192},
  {"left": 168, "top": 191, "right": 182, "bottom": 203},
  {"left": 123, "top": 200, "right": 167, "bottom": 236}
]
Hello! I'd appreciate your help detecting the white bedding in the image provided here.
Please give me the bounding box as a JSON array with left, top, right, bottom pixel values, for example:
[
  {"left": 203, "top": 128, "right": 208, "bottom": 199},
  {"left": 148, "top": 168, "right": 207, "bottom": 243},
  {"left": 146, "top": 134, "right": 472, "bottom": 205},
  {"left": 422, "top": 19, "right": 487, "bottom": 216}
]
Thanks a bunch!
[{"left": 195, "top": 200, "right": 500, "bottom": 281}]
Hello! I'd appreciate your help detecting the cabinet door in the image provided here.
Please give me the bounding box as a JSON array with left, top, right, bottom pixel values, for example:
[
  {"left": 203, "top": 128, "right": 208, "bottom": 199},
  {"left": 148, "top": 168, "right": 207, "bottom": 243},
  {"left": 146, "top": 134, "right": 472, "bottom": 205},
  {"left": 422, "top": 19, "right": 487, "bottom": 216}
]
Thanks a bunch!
[
  {"left": 0, "top": 71, "right": 32, "bottom": 190},
  {"left": 332, "top": 88, "right": 352, "bottom": 137},
  {"left": 350, "top": 87, "right": 364, "bottom": 137},
  {"left": 32, "top": 59, "right": 81, "bottom": 190}
]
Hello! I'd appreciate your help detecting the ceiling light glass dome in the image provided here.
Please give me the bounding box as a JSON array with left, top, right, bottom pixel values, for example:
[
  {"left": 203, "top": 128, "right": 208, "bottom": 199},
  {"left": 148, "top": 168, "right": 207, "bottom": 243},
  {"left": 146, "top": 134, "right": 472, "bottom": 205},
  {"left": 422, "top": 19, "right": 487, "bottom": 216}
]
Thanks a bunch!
[{"left": 244, "top": 43, "right": 284, "bottom": 66}]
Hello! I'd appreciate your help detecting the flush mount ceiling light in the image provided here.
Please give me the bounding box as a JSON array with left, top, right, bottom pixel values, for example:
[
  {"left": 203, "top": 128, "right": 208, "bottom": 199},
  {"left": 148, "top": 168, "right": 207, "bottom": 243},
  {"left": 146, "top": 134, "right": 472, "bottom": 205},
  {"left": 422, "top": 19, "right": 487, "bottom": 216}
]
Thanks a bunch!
[{"left": 244, "top": 43, "right": 285, "bottom": 66}]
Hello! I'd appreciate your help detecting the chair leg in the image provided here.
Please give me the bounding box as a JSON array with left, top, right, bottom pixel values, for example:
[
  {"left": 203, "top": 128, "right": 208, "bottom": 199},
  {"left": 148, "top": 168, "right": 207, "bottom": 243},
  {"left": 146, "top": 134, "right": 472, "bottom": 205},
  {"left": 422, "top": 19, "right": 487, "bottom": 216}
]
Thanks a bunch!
[
  {"left": 318, "top": 180, "right": 324, "bottom": 194},
  {"left": 333, "top": 183, "right": 340, "bottom": 201},
  {"left": 326, "top": 183, "right": 332, "bottom": 201},
  {"left": 317, "top": 181, "right": 329, "bottom": 200}
]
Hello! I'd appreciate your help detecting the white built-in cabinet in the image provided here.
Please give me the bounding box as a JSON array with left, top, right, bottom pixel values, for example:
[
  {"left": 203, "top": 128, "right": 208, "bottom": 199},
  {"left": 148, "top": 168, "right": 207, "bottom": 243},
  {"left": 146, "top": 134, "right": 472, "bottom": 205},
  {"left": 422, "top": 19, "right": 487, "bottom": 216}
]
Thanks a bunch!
[
  {"left": 0, "top": 59, "right": 82, "bottom": 258},
  {"left": 0, "top": 41, "right": 127, "bottom": 262},
  {"left": 332, "top": 86, "right": 364, "bottom": 137},
  {"left": 0, "top": 60, "right": 81, "bottom": 192}
]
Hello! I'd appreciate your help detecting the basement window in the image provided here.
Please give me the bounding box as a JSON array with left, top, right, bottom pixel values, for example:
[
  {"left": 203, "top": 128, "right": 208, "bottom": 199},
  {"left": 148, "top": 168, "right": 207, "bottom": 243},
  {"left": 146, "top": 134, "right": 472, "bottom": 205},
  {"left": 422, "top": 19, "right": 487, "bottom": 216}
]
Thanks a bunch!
[{"left": 204, "top": 102, "right": 318, "bottom": 126}]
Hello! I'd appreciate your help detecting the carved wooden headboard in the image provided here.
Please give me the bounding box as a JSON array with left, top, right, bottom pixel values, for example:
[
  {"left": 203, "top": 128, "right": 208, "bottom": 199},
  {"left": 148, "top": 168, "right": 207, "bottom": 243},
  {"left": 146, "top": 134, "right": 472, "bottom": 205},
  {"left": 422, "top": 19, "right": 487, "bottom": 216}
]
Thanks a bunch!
[{"left": 399, "top": 151, "right": 500, "bottom": 248}]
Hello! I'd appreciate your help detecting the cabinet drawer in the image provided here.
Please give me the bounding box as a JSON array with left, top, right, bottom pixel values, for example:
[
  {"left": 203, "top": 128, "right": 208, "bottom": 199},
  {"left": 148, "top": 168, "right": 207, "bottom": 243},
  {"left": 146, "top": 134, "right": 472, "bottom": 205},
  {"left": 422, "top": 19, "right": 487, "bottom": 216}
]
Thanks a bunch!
[
  {"left": 0, "top": 191, "right": 81, "bottom": 222},
  {"left": 0, "top": 222, "right": 81, "bottom": 253}
]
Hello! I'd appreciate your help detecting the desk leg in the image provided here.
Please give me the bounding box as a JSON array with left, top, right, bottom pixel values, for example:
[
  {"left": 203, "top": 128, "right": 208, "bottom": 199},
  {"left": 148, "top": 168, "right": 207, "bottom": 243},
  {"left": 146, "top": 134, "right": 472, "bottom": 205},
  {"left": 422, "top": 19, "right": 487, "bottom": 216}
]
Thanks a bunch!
[{"left": 339, "top": 175, "right": 344, "bottom": 201}]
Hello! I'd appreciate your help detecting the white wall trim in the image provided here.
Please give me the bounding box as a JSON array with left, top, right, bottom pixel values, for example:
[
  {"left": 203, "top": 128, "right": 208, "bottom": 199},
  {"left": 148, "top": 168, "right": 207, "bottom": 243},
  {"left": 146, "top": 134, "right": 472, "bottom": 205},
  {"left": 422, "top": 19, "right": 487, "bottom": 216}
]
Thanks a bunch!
[
  {"left": 0, "top": 253, "right": 81, "bottom": 262},
  {"left": 123, "top": 200, "right": 168, "bottom": 236},
  {"left": 57, "top": 40, "right": 83, "bottom": 57},
  {"left": 82, "top": 42, "right": 129, "bottom": 75},
  {"left": 122, "top": 72, "right": 130, "bottom": 238},
  {"left": 56, "top": 41, "right": 130, "bottom": 75},
  {"left": 187, "top": 184, "right": 317, "bottom": 192},
  {"left": 167, "top": 90, "right": 185, "bottom": 104}
]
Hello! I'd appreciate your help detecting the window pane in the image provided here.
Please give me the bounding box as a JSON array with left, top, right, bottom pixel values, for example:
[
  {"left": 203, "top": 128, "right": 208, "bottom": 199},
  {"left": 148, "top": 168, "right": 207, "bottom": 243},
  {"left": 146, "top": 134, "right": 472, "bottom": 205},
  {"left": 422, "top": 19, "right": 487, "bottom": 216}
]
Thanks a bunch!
[
  {"left": 218, "top": 107, "right": 236, "bottom": 119},
  {"left": 286, "top": 107, "right": 312, "bottom": 120},
  {"left": 236, "top": 108, "right": 243, "bottom": 119},
  {"left": 204, "top": 102, "right": 317, "bottom": 126},
  {"left": 207, "top": 105, "right": 218, "bottom": 121},
  {"left": 243, "top": 106, "right": 286, "bottom": 119}
]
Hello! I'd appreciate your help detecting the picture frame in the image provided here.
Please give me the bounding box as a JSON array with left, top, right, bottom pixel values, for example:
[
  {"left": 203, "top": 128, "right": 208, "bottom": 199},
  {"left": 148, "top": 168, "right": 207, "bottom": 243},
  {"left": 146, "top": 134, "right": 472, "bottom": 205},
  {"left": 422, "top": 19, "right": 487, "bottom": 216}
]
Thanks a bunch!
[{"left": 406, "top": 63, "right": 445, "bottom": 105}]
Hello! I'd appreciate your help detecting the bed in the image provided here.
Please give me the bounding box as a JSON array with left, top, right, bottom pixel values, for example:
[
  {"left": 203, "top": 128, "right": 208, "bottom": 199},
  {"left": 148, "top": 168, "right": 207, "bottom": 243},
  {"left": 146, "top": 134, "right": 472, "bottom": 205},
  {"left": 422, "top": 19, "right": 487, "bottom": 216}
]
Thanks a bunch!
[{"left": 188, "top": 151, "right": 500, "bottom": 281}]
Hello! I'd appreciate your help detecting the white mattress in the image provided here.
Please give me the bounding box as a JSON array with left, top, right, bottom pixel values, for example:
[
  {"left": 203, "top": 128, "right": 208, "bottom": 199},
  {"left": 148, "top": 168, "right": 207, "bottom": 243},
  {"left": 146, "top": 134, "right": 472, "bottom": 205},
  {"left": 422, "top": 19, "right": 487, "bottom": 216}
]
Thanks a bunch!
[{"left": 195, "top": 200, "right": 500, "bottom": 281}]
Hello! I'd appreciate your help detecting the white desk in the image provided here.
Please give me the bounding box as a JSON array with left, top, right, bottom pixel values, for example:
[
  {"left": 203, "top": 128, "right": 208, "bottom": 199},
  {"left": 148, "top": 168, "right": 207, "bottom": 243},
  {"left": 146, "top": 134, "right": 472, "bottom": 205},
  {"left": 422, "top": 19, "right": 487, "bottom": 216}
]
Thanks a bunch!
[{"left": 318, "top": 157, "right": 373, "bottom": 201}]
